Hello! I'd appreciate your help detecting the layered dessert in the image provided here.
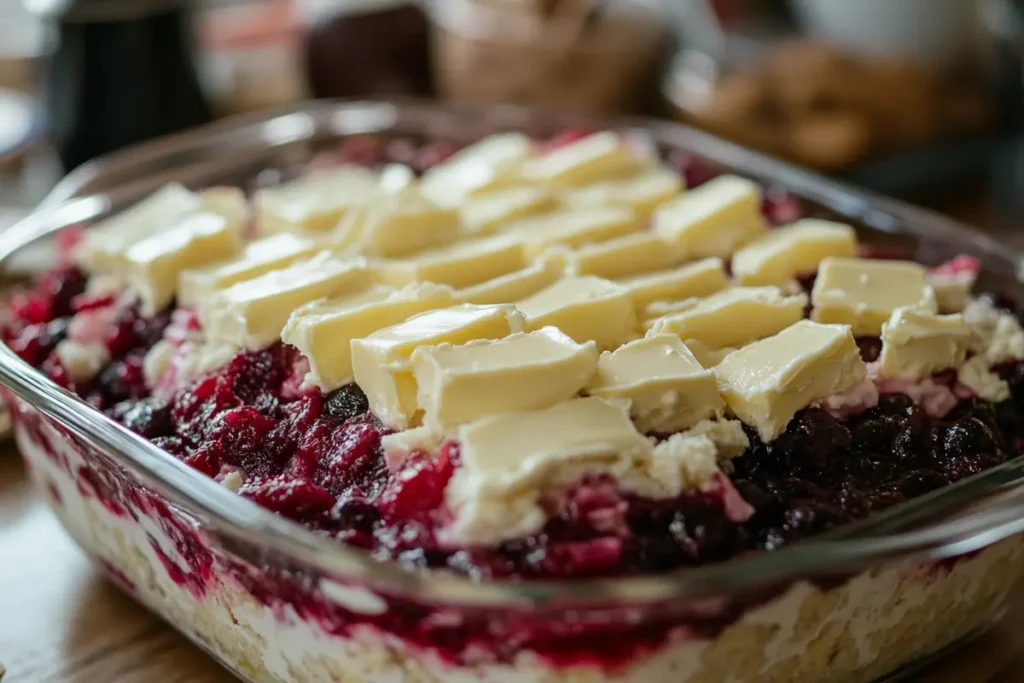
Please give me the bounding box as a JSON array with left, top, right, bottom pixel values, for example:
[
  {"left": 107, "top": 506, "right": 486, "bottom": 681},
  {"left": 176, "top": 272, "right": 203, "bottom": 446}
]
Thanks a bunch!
[{"left": 4, "top": 129, "right": 1024, "bottom": 682}]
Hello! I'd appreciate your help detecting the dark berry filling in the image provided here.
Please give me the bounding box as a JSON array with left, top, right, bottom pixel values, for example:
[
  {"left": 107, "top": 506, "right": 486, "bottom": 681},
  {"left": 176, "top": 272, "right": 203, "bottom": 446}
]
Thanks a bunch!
[{"left": 4, "top": 134, "right": 1023, "bottom": 584}]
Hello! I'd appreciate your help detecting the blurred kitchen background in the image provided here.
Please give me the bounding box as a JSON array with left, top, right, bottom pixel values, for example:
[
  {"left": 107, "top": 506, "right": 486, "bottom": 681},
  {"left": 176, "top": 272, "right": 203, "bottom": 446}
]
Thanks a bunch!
[{"left": 1, "top": 0, "right": 1023, "bottom": 231}]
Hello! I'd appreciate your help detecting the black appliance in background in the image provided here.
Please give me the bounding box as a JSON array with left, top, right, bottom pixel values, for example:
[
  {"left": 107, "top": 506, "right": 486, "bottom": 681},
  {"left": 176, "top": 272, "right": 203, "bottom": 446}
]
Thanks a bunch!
[{"left": 28, "top": 0, "right": 212, "bottom": 172}]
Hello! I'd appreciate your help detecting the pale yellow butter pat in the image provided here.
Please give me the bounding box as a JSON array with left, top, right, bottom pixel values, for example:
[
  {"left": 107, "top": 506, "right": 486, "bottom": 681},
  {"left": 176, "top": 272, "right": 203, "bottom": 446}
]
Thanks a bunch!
[
  {"left": 456, "top": 252, "right": 566, "bottom": 305},
  {"left": 178, "top": 233, "right": 319, "bottom": 307},
  {"left": 378, "top": 164, "right": 417, "bottom": 193},
  {"left": 120, "top": 212, "right": 243, "bottom": 314},
  {"left": 620, "top": 257, "right": 730, "bottom": 311},
  {"left": 329, "top": 188, "right": 460, "bottom": 258},
  {"left": 681, "top": 339, "right": 734, "bottom": 369},
  {"left": 561, "top": 166, "right": 684, "bottom": 218},
  {"left": 446, "top": 396, "right": 740, "bottom": 544},
  {"left": 76, "top": 183, "right": 203, "bottom": 272},
  {"left": 878, "top": 307, "right": 971, "bottom": 380},
  {"left": 198, "top": 187, "right": 250, "bottom": 229},
  {"left": 459, "top": 186, "right": 555, "bottom": 235},
  {"left": 714, "top": 320, "right": 866, "bottom": 441},
  {"left": 421, "top": 133, "right": 534, "bottom": 207},
  {"left": 652, "top": 175, "right": 767, "bottom": 258},
  {"left": 587, "top": 334, "right": 724, "bottom": 433},
  {"left": 255, "top": 167, "right": 379, "bottom": 234},
  {"left": 283, "top": 282, "right": 455, "bottom": 391},
  {"left": 201, "top": 252, "right": 370, "bottom": 348},
  {"left": 503, "top": 207, "right": 641, "bottom": 258},
  {"left": 565, "top": 231, "right": 678, "bottom": 280},
  {"left": 350, "top": 304, "right": 525, "bottom": 429},
  {"left": 518, "top": 276, "right": 637, "bottom": 350},
  {"left": 649, "top": 286, "right": 806, "bottom": 350},
  {"left": 929, "top": 271, "right": 977, "bottom": 313},
  {"left": 445, "top": 397, "right": 656, "bottom": 544},
  {"left": 381, "top": 426, "right": 445, "bottom": 467},
  {"left": 811, "top": 257, "right": 936, "bottom": 335},
  {"left": 731, "top": 219, "right": 857, "bottom": 286},
  {"left": 412, "top": 327, "right": 598, "bottom": 430},
  {"left": 521, "top": 131, "right": 641, "bottom": 188},
  {"left": 374, "top": 233, "right": 526, "bottom": 289}
]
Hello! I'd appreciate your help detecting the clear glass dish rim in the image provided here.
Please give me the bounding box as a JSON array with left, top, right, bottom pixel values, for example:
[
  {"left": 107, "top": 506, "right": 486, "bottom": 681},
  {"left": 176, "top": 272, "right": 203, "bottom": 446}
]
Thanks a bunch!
[{"left": 5, "top": 97, "right": 1024, "bottom": 610}]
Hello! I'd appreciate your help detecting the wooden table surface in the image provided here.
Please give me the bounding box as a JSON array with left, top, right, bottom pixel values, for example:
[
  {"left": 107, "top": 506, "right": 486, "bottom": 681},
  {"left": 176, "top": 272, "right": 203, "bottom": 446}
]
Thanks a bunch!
[{"left": 0, "top": 441, "right": 1022, "bottom": 683}]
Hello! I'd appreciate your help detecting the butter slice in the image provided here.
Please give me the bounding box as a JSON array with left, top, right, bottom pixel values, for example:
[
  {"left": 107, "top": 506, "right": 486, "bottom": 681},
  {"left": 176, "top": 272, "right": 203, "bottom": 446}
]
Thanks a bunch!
[
  {"left": 178, "top": 233, "right": 320, "bottom": 307},
  {"left": 283, "top": 282, "right": 455, "bottom": 391},
  {"left": 565, "top": 232, "right": 678, "bottom": 280},
  {"left": 379, "top": 163, "right": 417, "bottom": 193},
  {"left": 522, "top": 132, "right": 641, "bottom": 187},
  {"left": 350, "top": 304, "right": 525, "bottom": 429},
  {"left": 202, "top": 252, "right": 370, "bottom": 348},
  {"left": 731, "top": 219, "right": 857, "bottom": 286},
  {"left": 446, "top": 397, "right": 656, "bottom": 543},
  {"left": 653, "top": 175, "right": 767, "bottom": 258},
  {"left": 714, "top": 320, "right": 866, "bottom": 441},
  {"left": 120, "top": 212, "right": 243, "bottom": 314},
  {"left": 421, "top": 132, "right": 534, "bottom": 207},
  {"left": 375, "top": 233, "right": 526, "bottom": 289},
  {"left": 503, "top": 207, "right": 641, "bottom": 258},
  {"left": 411, "top": 327, "right": 598, "bottom": 430},
  {"left": 255, "top": 167, "right": 379, "bottom": 234},
  {"left": 929, "top": 270, "right": 977, "bottom": 314},
  {"left": 330, "top": 188, "right": 460, "bottom": 258},
  {"left": 381, "top": 426, "right": 445, "bottom": 468},
  {"left": 878, "top": 307, "right": 971, "bottom": 380},
  {"left": 619, "top": 258, "right": 730, "bottom": 310},
  {"left": 459, "top": 186, "right": 555, "bottom": 235},
  {"left": 561, "top": 166, "right": 683, "bottom": 217},
  {"left": 811, "top": 258, "right": 936, "bottom": 335},
  {"left": 649, "top": 287, "right": 807, "bottom": 350},
  {"left": 76, "top": 183, "right": 201, "bottom": 271},
  {"left": 587, "top": 334, "right": 724, "bottom": 433},
  {"left": 457, "top": 253, "right": 566, "bottom": 305},
  {"left": 518, "top": 276, "right": 637, "bottom": 350}
]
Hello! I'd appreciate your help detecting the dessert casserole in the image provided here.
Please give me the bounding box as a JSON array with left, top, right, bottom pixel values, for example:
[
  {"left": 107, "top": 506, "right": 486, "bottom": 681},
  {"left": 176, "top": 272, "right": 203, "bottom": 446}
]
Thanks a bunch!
[{"left": 3, "top": 104, "right": 1024, "bottom": 683}]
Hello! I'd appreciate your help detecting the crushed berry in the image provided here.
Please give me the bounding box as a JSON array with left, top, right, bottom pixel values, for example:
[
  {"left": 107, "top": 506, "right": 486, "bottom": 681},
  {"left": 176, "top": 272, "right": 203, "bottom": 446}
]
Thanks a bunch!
[
  {"left": 324, "top": 385, "right": 370, "bottom": 421},
  {"left": 6, "top": 133, "right": 1023, "bottom": 583}
]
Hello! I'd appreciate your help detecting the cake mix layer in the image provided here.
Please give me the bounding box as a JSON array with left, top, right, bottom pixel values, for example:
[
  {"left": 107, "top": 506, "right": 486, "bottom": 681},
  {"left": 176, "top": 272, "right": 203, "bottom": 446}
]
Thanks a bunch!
[{"left": 16, "top": 407, "right": 1024, "bottom": 683}]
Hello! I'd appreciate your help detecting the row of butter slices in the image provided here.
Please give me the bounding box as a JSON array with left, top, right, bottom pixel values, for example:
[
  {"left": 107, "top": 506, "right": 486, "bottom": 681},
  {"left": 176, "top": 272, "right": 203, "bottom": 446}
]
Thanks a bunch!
[{"left": 64, "top": 131, "right": 1024, "bottom": 545}]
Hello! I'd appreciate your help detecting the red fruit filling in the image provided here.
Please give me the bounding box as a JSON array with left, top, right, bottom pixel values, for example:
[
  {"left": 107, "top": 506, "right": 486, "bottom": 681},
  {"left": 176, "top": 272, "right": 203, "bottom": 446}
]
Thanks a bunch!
[{"left": 3, "top": 134, "right": 1022, "bottom": 585}]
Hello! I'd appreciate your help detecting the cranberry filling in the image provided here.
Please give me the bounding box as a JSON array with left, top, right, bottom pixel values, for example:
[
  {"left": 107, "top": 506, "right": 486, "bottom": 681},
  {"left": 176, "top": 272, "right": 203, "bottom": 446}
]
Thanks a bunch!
[{"left": 4, "top": 134, "right": 1023, "bottom": 584}]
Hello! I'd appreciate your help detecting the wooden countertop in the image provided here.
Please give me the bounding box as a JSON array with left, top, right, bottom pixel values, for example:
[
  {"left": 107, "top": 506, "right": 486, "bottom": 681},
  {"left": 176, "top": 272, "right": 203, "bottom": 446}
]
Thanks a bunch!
[{"left": 0, "top": 443, "right": 1022, "bottom": 683}]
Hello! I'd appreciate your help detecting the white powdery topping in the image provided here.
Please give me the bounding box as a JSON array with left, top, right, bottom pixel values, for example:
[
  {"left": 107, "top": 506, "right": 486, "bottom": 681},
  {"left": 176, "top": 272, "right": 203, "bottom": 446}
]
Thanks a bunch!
[
  {"left": 443, "top": 418, "right": 749, "bottom": 547},
  {"left": 67, "top": 306, "right": 119, "bottom": 345},
  {"left": 817, "top": 378, "right": 880, "bottom": 420},
  {"left": 963, "top": 298, "right": 1024, "bottom": 364},
  {"left": 956, "top": 356, "right": 1011, "bottom": 403},
  {"left": 282, "top": 355, "right": 312, "bottom": 400},
  {"left": 146, "top": 338, "right": 242, "bottom": 399},
  {"left": 143, "top": 339, "right": 176, "bottom": 389},
  {"left": 218, "top": 470, "right": 245, "bottom": 492},
  {"left": 55, "top": 339, "right": 110, "bottom": 382}
]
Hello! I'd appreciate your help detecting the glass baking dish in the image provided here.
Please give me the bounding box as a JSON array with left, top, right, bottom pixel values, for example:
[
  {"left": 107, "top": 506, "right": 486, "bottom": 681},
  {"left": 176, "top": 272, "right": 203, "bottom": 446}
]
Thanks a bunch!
[{"left": 4, "top": 99, "right": 1024, "bottom": 683}]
